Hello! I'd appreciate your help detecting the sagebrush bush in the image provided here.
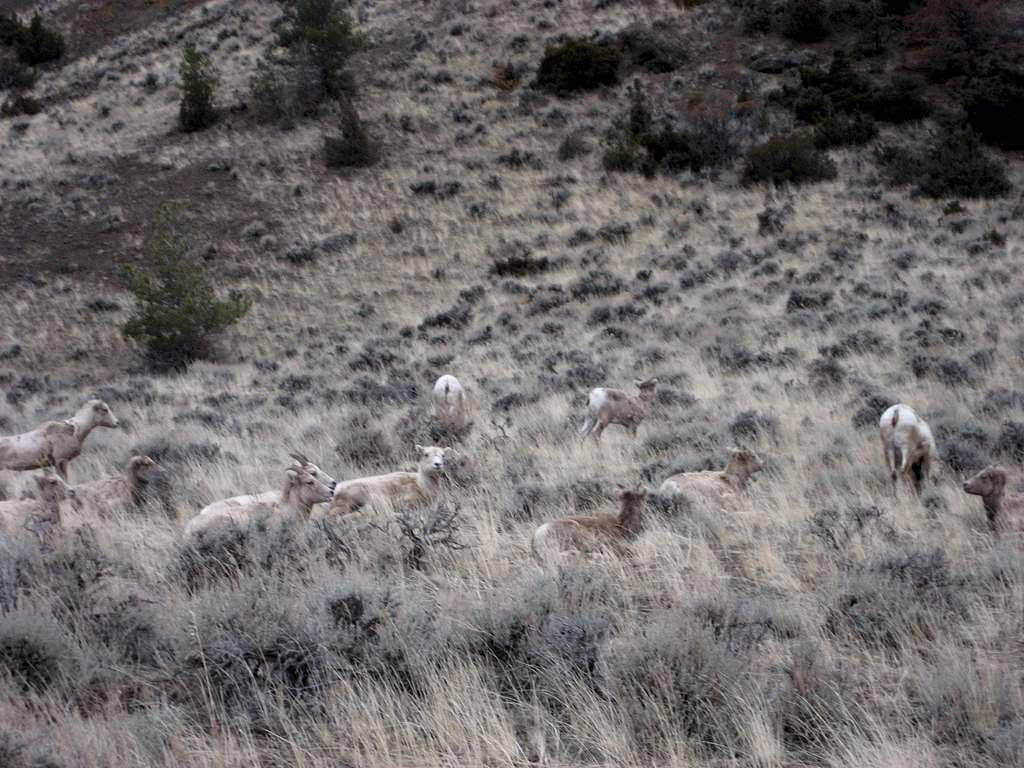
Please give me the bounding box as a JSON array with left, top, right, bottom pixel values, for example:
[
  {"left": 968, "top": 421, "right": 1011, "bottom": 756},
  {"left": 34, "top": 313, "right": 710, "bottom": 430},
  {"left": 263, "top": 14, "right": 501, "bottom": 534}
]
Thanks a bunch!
[
  {"left": 122, "top": 220, "right": 250, "bottom": 371},
  {"left": 324, "top": 101, "right": 378, "bottom": 168},
  {"left": 536, "top": 38, "right": 621, "bottom": 95},
  {"left": 741, "top": 133, "right": 837, "bottom": 186},
  {"left": 783, "top": 0, "right": 829, "bottom": 42},
  {"left": 177, "top": 43, "right": 217, "bottom": 132},
  {"left": 617, "top": 23, "right": 686, "bottom": 73},
  {"left": 743, "top": 0, "right": 775, "bottom": 34},
  {"left": 962, "top": 67, "right": 1024, "bottom": 150},
  {"left": 877, "top": 122, "right": 1011, "bottom": 198},
  {"left": 0, "top": 609, "right": 76, "bottom": 692}
]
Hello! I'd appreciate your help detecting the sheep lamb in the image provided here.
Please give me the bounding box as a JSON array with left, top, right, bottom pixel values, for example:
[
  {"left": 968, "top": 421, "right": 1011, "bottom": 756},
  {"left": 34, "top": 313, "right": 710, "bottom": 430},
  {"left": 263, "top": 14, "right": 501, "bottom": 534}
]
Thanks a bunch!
[
  {"left": 531, "top": 487, "right": 647, "bottom": 561},
  {"left": 71, "top": 455, "right": 158, "bottom": 515},
  {"left": 327, "top": 444, "right": 452, "bottom": 517},
  {"left": 660, "top": 448, "right": 764, "bottom": 511},
  {"left": 580, "top": 378, "right": 658, "bottom": 441},
  {"left": 879, "top": 403, "right": 937, "bottom": 493},
  {"left": 962, "top": 465, "right": 1024, "bottom": 534},
  {"left": 0, "top": 399, "right": 118, "bottom": 481}
]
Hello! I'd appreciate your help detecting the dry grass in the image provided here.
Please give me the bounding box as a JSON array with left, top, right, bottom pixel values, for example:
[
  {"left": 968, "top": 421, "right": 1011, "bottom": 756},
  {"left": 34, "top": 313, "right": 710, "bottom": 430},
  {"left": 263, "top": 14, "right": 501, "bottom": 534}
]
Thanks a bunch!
[{"left": 1, "top": 0, "right": 1024, "bottom": 766}]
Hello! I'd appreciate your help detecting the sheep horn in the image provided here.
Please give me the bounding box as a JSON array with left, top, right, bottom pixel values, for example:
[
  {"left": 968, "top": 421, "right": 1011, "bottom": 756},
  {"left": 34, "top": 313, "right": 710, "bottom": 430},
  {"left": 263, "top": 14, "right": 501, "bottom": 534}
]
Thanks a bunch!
[{"left": 289, "top": 451, "right": 309, "bottom": 465}]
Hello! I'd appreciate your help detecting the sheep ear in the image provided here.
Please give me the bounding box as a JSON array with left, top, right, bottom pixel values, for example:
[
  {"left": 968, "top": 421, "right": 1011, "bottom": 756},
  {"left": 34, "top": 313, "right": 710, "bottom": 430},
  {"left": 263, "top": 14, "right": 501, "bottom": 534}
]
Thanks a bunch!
[
  {"left": 414, "top": 444, "right": 425, "bottom": 455},
  {"left": 286, "top": 469, "right": 299, "bottom": 480},
  {"left": 633, "top": 379, "right": 643, "bottom": 388}
]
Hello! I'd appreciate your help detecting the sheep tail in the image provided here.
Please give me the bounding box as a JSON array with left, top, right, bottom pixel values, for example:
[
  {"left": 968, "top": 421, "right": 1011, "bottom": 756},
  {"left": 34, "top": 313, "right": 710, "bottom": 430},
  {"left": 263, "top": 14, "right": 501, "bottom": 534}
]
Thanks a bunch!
[{"left": 891, "top": 408, "right": 900, "bottom": 428}]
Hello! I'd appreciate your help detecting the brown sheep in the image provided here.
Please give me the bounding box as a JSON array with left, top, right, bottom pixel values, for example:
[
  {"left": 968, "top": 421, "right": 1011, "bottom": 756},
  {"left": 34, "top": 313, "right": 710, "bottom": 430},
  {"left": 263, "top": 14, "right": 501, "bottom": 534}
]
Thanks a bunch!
[
  {"left": 0, "top": 399, "right": 119, "bottom": 481},
  {"left": 579, "top": 378, "right": 658, "bottom": 441},
  {"left": 659, "top": 449, "right": 764, "bottom": 511},
  {"left": 71, "top": 455, "right": 158, "bottom": 515},
  {"left": 962, "top": 465, "right": 1024, "bottom": 534},
  {"left": 531, "top": 487, "right": 647, "bottom": 561}
]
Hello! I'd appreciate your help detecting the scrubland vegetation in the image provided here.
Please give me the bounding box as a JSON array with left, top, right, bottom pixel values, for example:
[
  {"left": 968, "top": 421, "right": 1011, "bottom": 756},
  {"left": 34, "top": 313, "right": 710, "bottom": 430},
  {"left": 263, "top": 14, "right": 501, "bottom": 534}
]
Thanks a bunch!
[{"left": 1, "top": 0, "right": 1023, "bottom": 766}]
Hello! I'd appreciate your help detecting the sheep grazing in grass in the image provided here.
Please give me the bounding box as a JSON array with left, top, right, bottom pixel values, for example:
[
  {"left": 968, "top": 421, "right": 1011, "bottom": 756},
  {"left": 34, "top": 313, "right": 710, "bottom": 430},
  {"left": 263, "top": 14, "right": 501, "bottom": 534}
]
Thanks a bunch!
[
  {"left": 183, "top": 465, "right": 334, "bottom": 545},
  {"left": 660, "top": 448, "right": 764, "bottom": 511},
  {"left": 962, "top": 465, "right": 1024, "bottom": 534},
  {"left": 531, "top": 487, "right": 648, "bottom": 561},
  {"left": 0, "top": 474, "right": 76, "bottom": 543},
  {"left": 0, "top": 399, "right": 119, "bottom": 481},
  {"left": 71, "top": 455, "right": 158, "bottom": 515},
  {"left": 433, "top": 374, "right": 469, "bottom": 430},
  {"left": 579, "top": 378, "right": 658, "bottom": 441},
  {"left": 879, "top": 403, "right": 937, "bottom": 493},
  {"left": 327, "top": 444, "right": 453, "bottom": 517},
  {"left": 198, "top": 453, "right": 337, "bottom": 518}
]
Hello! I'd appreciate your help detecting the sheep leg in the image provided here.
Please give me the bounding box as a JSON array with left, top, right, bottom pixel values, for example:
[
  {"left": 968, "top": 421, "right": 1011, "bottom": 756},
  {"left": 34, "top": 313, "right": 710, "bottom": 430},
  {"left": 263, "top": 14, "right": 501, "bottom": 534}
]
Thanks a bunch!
[
  {"left": 591, "top": 422, "right": 607, "bottom": 442},
  {"left": 579, "top": 414, "right": 596, "bottom": 440},
  {"left": 56, "top": 460, "right": 69, "bottom": 482}
]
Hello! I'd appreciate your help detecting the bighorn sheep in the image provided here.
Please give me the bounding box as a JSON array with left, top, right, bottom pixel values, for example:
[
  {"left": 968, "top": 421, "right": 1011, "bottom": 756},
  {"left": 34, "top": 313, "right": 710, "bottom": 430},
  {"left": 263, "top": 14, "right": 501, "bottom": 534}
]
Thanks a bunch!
[
  {"left": 197, "top": 453, "right": 337, "bottom": 518},
  {"left": 962, "top": 465, "right": 1024, "bottom": 534},
  {"left": 0, "top": 399, "right": 119, "bottom": 481},
  {"left": 879, "top": 404, "right": 937, "bottom": 493},
  {"left": 327, "top": 444, "right": 452, "bottom": 517},
  {"left": 183, "top": 465, "right": 334, "bottom": 544},
  {"left": 433, "top": 374, "right": 469, "bottom": 430},
  {"left": 531, "top": 487, "right": 647, "bottom": 561},
  {"left": 71, "top": 455, "right": 158, "bottom": 515},
  {"left": 660, "top": 448, "right": 764, "bottom": 510},
  {"left": 580, "top": 378, "right": 658, "bottom": 441},
  {"left": 0, "top": 474, "right": 76, "bottom": 543}
]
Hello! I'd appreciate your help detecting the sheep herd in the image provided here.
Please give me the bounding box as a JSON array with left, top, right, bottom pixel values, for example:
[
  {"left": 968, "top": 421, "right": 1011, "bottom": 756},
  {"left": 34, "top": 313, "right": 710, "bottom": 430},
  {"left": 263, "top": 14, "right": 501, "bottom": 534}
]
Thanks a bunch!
[{"left": 1, "top": 379, "right": 1021, "bottom": 559}]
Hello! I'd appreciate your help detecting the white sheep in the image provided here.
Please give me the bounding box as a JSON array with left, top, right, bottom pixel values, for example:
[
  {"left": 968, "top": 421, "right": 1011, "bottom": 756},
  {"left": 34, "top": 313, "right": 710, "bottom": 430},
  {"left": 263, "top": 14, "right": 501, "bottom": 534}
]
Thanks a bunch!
[
  {"left": 433, "top": 374, "right": 470, "bottom": 430},
  {"left": 660, "top": 448, "right": 764, "bottom": 511},
  {"left": 531, "top": 487, "right": 647, "bottom": 562},
  {"left": 183, "top": 465, "right": 334, "bottom": 545},
  {"left": 0, "top": 474, "right": 76, "bottom": 543},
  {"left": 197, "top": 453, "right": 337, "bottom": 519},
  {"left": 0, "top": 399, "right": 119, "bottom": 481},
  {"left": 70, "top": 455, "right": 158, "bottom": 515},
  {"left": 879, "top": 403, "right": 937, "bottom": 493},
  {"left": 579, "top": 378, "right": 658, "bottom": 441},
  {"left": 327, "top": 444, "right": 452, "bottom": 517}
]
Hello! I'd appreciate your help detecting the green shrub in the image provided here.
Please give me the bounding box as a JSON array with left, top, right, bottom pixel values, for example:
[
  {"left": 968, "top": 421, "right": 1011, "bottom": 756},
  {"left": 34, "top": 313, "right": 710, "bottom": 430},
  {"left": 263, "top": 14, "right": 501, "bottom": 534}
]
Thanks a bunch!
[
  {"left": 867, "top": 76, "right": 930, "bottom": 123},
  {"left": 962, "top": 68, "right": 1024, "bottom": 150},
  {"left": 783, "top": 0, "right": 829, "bottom": 42},
  {"left": 177, "top": 43, "right": 217, "bottom": 133},
  {"left": 13, "top": 13, "right": 63, "bottom": 66},
  {"left": 0, "top": 49, "right": 35, "bottom": 91},
  {"left": 324, "top": 101, "right": 378, "bottom": 168},
  {"left": 278, "top": 0, "right": 358, "bottom": 99},
  {"left": 1, "top": 93, "right": 40, "bottom": 116},
  {"left": 617, "top": 23, "right": 686, "bottom": 73},
  {"left": 0, "top": 13, "right": 23, "bottom": 47},
  {"left": 557, "top": 129, "right": 592, "bottom": 161},
  {"left": 0, "top": 610, "right": 76, "bottom": 692},
  {"left": 813, "top": 111, "right": 879, "bottom": 148},
  {"left": 536, "top": 38, "right": 621, "bottom": 95},
  {"left": 743, "top": 0, "right": 775, "bottom": 34},
  {"left": 122, "top": 220, "right": 250, "bottom": 371},
  {"left": 250, "top": 45, "right": 325, "bottom": 126},
  {"left": 877, "top": 122, "right": 1011, "bottom": 198},
  {"left": 742, "top": 132, "right": 838, "bottom": 186}
]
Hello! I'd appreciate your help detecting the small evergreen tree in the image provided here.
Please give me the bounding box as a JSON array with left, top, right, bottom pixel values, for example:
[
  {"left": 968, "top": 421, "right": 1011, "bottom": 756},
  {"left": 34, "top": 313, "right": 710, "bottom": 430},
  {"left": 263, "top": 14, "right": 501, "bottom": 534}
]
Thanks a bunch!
[
  {"left": 324, "top": 100, "right": 378, "bottom": 168},
  {"left": 178, "top": 43, "right": 217, "bottom": 133},
  {"left": 123, "top": 218, "right": 250, "bottom": 371},
  {"left": 14, "top": 13, "right": 63, "bottom": 66},
  {"left": 278, "top": 0, "right": 359, "bottom": 99}
]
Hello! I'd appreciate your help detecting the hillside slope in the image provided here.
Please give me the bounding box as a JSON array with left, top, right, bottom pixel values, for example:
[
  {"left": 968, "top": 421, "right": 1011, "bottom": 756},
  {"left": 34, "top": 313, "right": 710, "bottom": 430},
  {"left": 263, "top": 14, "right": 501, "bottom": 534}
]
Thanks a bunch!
[{"left": 1, "top": 1, "right": 1023, "bottom": 766}]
